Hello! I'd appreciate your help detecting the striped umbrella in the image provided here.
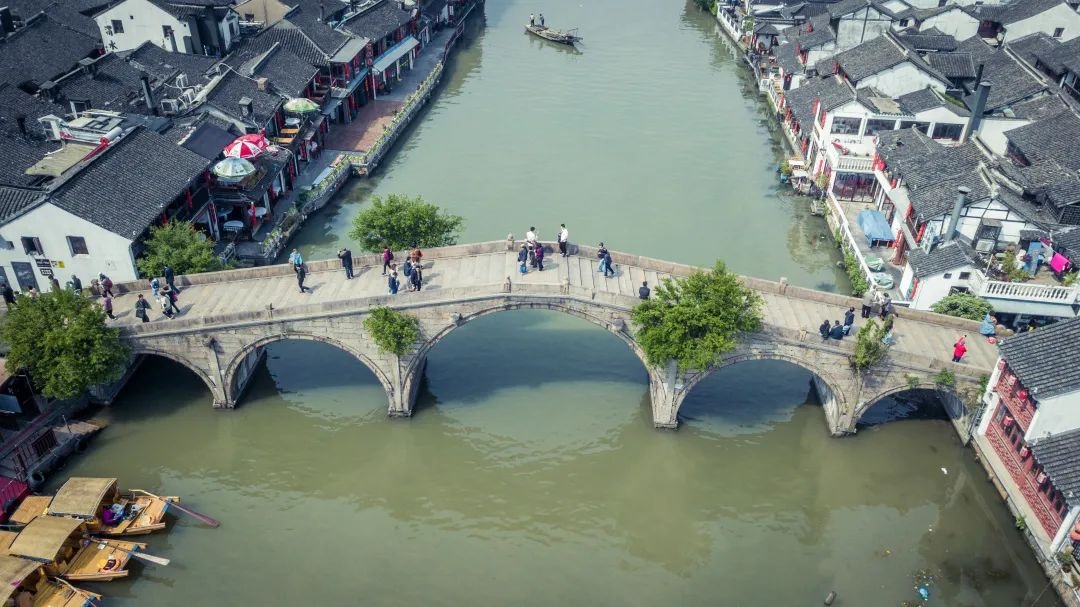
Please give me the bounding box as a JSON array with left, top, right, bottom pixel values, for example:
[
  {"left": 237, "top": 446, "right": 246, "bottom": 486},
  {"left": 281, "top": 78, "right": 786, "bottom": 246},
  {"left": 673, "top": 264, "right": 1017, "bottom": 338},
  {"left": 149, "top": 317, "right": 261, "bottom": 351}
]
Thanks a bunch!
[
  {"left": 223, "top": 138, "right": 264, "bottom": 159},
  {"left": 212, "top": 157, "right": 256, "bottom": 180}
]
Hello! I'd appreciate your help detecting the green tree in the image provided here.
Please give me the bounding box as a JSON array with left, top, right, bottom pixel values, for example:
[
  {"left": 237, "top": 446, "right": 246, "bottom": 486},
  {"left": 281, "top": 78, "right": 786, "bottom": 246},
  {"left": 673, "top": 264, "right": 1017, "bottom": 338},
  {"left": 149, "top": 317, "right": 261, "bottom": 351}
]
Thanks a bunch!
[
  {"left": 851, "top": 319, "right": 888, "bottom": 371},
  {"left": 930, "top": 291, "right": 993, "bottom": 321},
  {"left": 363, "top": 307, "right": 420, "bottom": 356},
  {"left": 136, "top": 221, "right": 223, "bottom": 278},
  {"left": 0, "top": 289, "right": 129, "bottom": 399},
  {"left": 630, "top": 261, "right": 763, "bottom": 372},
  {"left": 348, "top": 194, "right": 464, "bottom": 253}
]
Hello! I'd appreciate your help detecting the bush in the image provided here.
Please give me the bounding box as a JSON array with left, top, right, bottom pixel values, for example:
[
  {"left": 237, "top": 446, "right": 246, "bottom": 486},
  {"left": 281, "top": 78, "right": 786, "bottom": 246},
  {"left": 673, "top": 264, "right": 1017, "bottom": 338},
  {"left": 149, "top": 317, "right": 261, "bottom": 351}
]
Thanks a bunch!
[
  {"left": 843, "top": 251, "right": 870, "bottom": 296},
  {"left": 930, "top": 291, "right": 993, "bottom": 321},
  {"left": 136, "top": 221, "right": 223, "bottom": 278},
  {"left": 363, "top": 307, "right": 420, "bottom": 356},
  {"left": 934, "top": 368, "right": 955, "bottom": 388},
  {"left": 348, "top": 194, "right": 464, "bottom": 253},
  {"left": 851, "top": 319, "right": 888, "bottom": 371}
]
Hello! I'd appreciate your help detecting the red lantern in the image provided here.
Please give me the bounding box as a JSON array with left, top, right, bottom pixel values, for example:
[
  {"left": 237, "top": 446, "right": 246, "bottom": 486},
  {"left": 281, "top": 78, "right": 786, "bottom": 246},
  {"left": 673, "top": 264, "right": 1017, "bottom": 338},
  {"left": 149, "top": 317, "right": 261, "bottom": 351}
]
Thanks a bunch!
[
  {"left": 997, "top": 359, "right": 1006, "bottom": 370},
  {"left": 1017, "top": 389, "right": 1029, "bottom": 401}
]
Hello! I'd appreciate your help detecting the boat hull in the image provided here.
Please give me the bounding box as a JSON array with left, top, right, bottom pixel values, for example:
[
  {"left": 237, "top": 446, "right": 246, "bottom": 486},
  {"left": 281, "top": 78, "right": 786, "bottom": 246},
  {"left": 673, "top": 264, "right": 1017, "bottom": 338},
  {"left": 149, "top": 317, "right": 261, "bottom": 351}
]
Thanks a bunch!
[{"left": 525, "top": 24, "right": 579, "bottom": 45}]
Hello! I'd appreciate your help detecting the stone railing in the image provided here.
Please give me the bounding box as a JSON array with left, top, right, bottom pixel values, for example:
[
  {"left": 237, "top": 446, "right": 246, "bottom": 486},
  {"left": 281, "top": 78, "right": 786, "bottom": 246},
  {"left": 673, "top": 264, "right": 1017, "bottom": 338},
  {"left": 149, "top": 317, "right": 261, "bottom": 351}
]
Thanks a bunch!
[
  {"left": 827, "top": 146, "right": 875, "bottom": 173},
  {"left": 976, "top": 277, "right": 1079, "bottom": 304}
]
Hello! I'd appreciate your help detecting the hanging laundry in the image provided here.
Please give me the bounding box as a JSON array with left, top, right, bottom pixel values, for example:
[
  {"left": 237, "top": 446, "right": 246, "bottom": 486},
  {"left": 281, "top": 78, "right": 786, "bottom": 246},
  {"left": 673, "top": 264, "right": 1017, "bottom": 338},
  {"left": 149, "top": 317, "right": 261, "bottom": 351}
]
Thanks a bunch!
[{"left": 1049, "top": 252, "right": 1070, "bottom": 274}]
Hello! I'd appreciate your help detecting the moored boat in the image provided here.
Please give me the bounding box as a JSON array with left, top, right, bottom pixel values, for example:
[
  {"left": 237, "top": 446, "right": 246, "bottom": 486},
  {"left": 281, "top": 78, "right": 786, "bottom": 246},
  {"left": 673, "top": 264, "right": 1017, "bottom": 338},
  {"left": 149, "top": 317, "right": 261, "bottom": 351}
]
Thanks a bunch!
[
  {"left": 0, "top": 554, "right": 99, "bottom": 607},
  {"left": 47, "top": 477, "right": 176, "bottom": 536},
  {"left": 524, "top": 23, "right": 581, "bottom": 45},
  {"left": 6, "top": 515, "right": 142, "bottom": 582}
]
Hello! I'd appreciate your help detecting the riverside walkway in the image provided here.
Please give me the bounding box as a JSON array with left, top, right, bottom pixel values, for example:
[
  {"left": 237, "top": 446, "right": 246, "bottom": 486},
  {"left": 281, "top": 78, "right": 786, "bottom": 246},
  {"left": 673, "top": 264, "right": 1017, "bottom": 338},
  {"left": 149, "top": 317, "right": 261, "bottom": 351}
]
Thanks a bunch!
[{"left": 111, "top": 241, "right": 996, "bottom": 435}]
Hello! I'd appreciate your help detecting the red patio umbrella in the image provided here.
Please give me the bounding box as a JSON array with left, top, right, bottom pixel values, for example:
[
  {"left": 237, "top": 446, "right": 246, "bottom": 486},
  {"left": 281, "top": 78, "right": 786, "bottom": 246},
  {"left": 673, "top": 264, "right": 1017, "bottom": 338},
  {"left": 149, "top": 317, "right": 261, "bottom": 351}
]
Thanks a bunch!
[{"left": 238, "top": 132, "right": 271, "bottom": 148}]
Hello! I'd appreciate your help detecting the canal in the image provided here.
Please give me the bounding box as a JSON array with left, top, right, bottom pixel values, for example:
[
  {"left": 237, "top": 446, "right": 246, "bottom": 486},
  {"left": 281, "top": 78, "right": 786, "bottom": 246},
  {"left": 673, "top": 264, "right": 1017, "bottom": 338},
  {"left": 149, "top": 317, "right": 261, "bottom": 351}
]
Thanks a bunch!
[{"left": 58, "top": 1, "right": 1060, "bottom": 605}]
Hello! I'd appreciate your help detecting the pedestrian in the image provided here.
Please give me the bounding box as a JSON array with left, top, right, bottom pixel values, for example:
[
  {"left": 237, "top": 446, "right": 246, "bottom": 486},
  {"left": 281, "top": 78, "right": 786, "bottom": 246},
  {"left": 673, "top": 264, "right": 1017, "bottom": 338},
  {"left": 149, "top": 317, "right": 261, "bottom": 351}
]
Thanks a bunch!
[
  {"left": 70, "top": 274, "right": 83, "bottom": 295},
  {"left": 879, "top": 293, "right": 893, "bottom": 319},
  {"left": 289, "top": 248, "right": 303, "bottom": 272},
  {"left": 602, "top": 248, "right": 615, "bottom": 278},
  {"left": 159, "top": 293, "right": 174, "bottom": 319},
  {"left": 411, "top": 263, "right": 423, "bottom": 292},
  {"left": 534, "top": 242, "right": 545, "bottom": 271},
  {"left": 517, "top": 244, "right": 529, "bottom": 274},
  {"left": 539, "top": 12, "right": 545, "bottom": 26},
  {"left": 150, "top": 276, "right": 160, "bottom": 298},
  {"left": 297, "top": 264, "right": 310, "bottom": 293},
  {"left": 388, "top": 271, "right": 399, "bottom": 295},
  {"left": 829, "top": 320, "right": 845, "bottom": 340},
  {"left": 952, "top": 335, "right": 967, "bottom": 363},
  {"left": 98, "top": 273, "right": 114, "bottom": 298},
  {"left": 818, "top": 319, "right": 831, "bottom": 341},
  {"left": 49, "top": 277, "right": 60, "bottom": 292},
  {"left": 597, "top": 242, "right": 609, "bottom": 275},
  {"left": 403, "top": 259, "right": 414, "bottom": 289},
  {"left": 1, "top": 282, "right": 14, "bottom": 309},
  {"left": 26, "top": 287, "right": 37, "bottom": 300},
  {"left": 842, "top": 307, "right": 855, "bottom": 335},
  {"left": 163, "top": 264, "right": 176, "bottom": 291},
  {"left": 639, "top": 281, "right": 650, "bottom": 300},
  {"left": 134, "top": 294, "right": 150, "bottom": 323},
  {"left": 861, "top": 290, "right": 874, "bottom": 318},
  {"left": 525, "top": 227, "right": 537, "bottom": 248},
  {"left": 529, "top": 12, "right": 534, "bottom": 25},
  {"left": 337, "top": 248, "right": 354, "bottom": 279},
  {"left": 528, "top": 243, "right": 537, "bottom": 268},
  {"left": 163, "top": 286, "right": 180, "bottom": 315},
  {"left": 558, "top": 223, "right": 569, "bottom": 257},
  {"left": 409, "top": 246, "right": 423, "bottom": 266},
  {"left": 103, "top": 295, "right": 114, "bottom": 319},
  {"left": 382, "top": 246, "right": 394, "bottom": 275}
]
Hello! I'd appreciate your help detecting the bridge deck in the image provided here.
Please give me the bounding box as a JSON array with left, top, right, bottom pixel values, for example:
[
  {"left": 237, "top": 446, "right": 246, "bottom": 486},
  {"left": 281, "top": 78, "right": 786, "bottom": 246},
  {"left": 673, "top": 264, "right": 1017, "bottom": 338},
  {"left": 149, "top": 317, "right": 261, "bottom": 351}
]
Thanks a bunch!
[{"left": 113, "top": 245, "right": 998, "bottom": 374}]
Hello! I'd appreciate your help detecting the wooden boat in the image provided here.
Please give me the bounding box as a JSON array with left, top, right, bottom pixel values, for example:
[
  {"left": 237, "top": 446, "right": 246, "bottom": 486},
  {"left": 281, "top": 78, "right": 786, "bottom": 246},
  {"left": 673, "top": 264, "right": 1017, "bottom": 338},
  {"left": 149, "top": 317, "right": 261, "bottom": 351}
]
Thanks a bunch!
[
  {"left": 525, "top": 23, "right": 581, "bottom": 45},
  {"left": 46, "top": 477, "right": 176, "bottom": 536},
  {"left": 6, "top": 515, "right": 143, "bottom": 582},
  {"left": 0, "top": 554, "right": 99, "bottom": 607}
]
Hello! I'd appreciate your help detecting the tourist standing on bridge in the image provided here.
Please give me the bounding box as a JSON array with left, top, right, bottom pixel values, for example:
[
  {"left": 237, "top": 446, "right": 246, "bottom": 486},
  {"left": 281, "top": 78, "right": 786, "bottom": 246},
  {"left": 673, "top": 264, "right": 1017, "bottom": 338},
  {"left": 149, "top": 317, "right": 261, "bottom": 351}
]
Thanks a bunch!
[
  {"left": 289, "top": 249, "right": 303, "bottom": 273},
  {"left": 389, "top": 271, "right": 399, "bottom": 295},
  {"left": 598, "top": 246, "right": 615, "bottom": 278},
  {"left": 297, "top": 264, "right": 310, "bottom": 293},
  {"left": 159, "top": 292, "right": 174, "bottom": 319},
  {"left": 102, "top": 295, "right": 114, "bottom": 320},
  {"left": 162, "top": 286, "right": 180, "bottom": 315},
  {"left": 558, "top": 224, "right": 569, "bottom": 257},
  {"left": 338, "top": 248, "right": 354, "bottom": 279},
  {"left": 98, "top": 273, "right": 114, "bottom": 298},
  {"left": 411, "top": 262, "right": 423, "bottom": 292},
  {"left": 952, "top": 336, "right": 967, "bottom": 363},
  {"left": 879, "top": 294, "right": 893, "bottom": 319},
  {"left": 134, "top": 294, "right": 150, "bottom": 323},
  {"left": 150, "top": 276, "right": 160, "bottom": 298},
  {"left": 525, "top": 227, "right": 538, "bottom": 248},
  {"left": 639, "top": 281, "right": 650, "bottom": 300},
  {"left": 861, "top": 290, "right": 875, "bottom": 318},
  {"left": 842, "top": 307, "right": 855, "bottom": 335},
  {"left": 517, "top": 244, "right": 529, "bottom": 274},
  {"left": 409, "top": 246, "right": 423, "bottom": 266},
  {"left": 382, "top": 246, "right": 394, "bottom": 275},
  {"left": 534, "top": 242, "right": 545, "bottom": 271},
  {"left": 164, "top": 264, "right": 176, "bottom": 292}
]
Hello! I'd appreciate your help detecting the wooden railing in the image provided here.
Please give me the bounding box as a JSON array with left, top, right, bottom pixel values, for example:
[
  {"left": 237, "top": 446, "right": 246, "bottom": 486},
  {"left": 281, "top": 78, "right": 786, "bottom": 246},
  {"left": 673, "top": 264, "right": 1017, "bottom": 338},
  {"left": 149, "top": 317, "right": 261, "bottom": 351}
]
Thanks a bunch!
[{"left": 995, "top": 372, "right": 1036, "bottom": 430}]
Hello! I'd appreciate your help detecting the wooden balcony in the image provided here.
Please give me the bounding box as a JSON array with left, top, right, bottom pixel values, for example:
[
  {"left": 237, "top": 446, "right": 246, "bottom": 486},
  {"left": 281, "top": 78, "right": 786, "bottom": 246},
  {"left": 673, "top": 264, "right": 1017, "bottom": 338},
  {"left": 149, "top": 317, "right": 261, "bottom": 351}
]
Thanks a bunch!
[
  {"left": 995, "top": 372, "right": 1036, "bottom": 430},
  {"left": 986, "top": 420, "right": 1063, "bottom": 537}
]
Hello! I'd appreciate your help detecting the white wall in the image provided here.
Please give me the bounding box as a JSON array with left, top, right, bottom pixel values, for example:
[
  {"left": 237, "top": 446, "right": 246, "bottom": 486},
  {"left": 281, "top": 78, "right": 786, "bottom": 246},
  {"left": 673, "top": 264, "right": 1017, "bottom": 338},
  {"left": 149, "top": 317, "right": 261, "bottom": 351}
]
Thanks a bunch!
[
  {"left": 806, "top": 42, "right": 839, "bottom": 67},
  {"left": 0, "top": 204, "right": 137, "bottom": 293},
  {"left": 218, "top": 10, "right": 239, "bottom": 52},
  {"left": 1027, "top": 390, "right": 1080, "bottom": 440},
  {"left": 921, "top": 9, "right": 980, "bottom": 39},
  {"left": 978, "top": 116, "right": 1034, "bottom": 155},
  {"left": 835, "top": 6, "right": 895, "bottom": 49},
  {"left": 96, "top": 0, "right": 189, "bottom": 53},
  {"left": 906, "top": 267, "right": 978, "bottom": 309},
  {"left": 862, "top": 62, "right": 947, "bottom": 97},
  {"left": 1005, "top": 3, "right": 1080, "bottom": 42}
]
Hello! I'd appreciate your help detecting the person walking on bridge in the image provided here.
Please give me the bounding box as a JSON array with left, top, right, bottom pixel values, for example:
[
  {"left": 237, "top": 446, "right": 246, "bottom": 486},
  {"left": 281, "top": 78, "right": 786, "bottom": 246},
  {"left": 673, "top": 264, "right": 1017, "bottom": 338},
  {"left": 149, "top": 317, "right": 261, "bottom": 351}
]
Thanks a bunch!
[
  {"left": 149, "top": 276, "right": 160, "bottom": 299},
  {"left": 102, "top": 295, "right": 114, "bottom": 320},
  {"left": 842, "top": 307, "right": 855, "bottom": 335},
  {"left": 534, "top": 242, "right": 545, "bottom": 271},
  {"left": 338, "top": 248, "right": 354, "bottom": 279},
  {"left": 411, "top": 262, "right": 423, "bottom": 292},
  {"left": 382, "top": 246, "right": 394, "bottom": 275},
  {"left": 164, "top": 264, "right": 176, "bottom": 292},
  {"left": 952, "top": 335, "right": 967, "bottom": 363},
  {"left": 135, "top": 294, "right": 150, "bottom": 323},
  {"left": 558, "top": 224, "right": 569, "bottom": 257},
  {"left": 98, "top": 273, "right": 114, "bottom": 298},
  {"left": 289, "top": 248, "right": 303, "bottom": 273},
  {"left": 861, "top": 290, "right": 874, "bottom": 318},
  {"left": 388, "top": 271, "right": 400, "bottom": 295},
  {"left": 297, "top": 264, "right": 310, "bottom": 293},
  {"left": 517, "top": 244, "right": 529, "bottom": 275}
]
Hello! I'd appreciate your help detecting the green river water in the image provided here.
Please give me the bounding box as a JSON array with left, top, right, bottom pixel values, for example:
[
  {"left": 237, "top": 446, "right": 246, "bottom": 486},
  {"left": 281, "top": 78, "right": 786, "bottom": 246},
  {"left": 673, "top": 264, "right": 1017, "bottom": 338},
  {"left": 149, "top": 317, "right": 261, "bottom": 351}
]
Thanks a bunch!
[{"left": 56, "top": 1, "right": 1060, "bottom": 605}]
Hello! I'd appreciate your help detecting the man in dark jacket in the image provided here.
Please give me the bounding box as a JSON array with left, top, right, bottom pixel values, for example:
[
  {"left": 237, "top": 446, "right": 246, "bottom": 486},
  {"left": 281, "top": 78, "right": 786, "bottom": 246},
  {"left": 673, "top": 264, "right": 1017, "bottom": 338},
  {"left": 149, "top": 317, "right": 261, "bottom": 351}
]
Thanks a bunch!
[
  {"left": 337, "top": 248, "right": 354, "bottom": 279},
  {"left": 134, "top": 294, "right": 151, "bottom": 323},
  {"left": 829, "top": 320, "right": 845, "bottom": 340},
  {"left": 163, "top": 265, "right": 176, "bottom": 292},
  {"left": 1, "top": 282, "right": 14, "bottom": 309},
  {"left": 818, "top": 319, "right": 831, "bottom": 341},
  {"left": 297, "top": 265, "right": 310, "bottom": 293},
  {"left": 639, "top": 281, "right": 650, "bottom": 300},
  {"left": 842, "top": 307, "right": 855, "bottom": 335}
]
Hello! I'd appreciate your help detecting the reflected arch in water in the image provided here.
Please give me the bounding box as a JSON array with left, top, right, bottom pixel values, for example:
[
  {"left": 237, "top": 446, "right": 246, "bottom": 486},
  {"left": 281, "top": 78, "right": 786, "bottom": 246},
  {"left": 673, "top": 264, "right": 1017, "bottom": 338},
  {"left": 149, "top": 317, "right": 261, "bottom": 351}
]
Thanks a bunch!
[{"left": 853, "top": 383, "right": 958, "bottom": 428}]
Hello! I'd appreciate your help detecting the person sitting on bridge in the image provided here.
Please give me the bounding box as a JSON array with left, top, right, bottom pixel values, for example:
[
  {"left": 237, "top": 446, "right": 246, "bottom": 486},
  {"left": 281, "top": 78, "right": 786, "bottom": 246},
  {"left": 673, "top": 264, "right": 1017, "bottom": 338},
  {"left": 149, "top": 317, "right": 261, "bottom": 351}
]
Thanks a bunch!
[
  {"left": 818, "top": 319, "right": 831, "bottom": 341},
  {"left": 829, "top": 320, "right": 845, "bottom": 340}
]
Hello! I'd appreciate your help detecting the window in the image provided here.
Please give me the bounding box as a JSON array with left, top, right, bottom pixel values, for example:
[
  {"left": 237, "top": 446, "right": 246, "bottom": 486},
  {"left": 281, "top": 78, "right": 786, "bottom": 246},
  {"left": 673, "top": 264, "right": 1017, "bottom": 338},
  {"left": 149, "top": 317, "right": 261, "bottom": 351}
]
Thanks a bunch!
[
  {"left": 20, "top": 237, "right": 42, "bottom": 255},
  {"left": 69, "top": 99, "right": 90, "bottom": 114},
  {"left": 959, "top": 271, "right": 971, "bottom": 279},
  {"left": 865, "top": 118, "right": 898, "bottom": 136},
  {"left": 830, "top": 116, "right": 863, "bottom": 135},
  {"left": 111, "top": 19, "right": 124, "bottom": 33},
  {"left": 943, "top": 272, "right": 953, "bottom": 279},
  {"left": 900, "top": 18, "right": 909, "bottom": 26},
  {"left": 932, "top": 122, "right": 964, "bottom": 141},
  {"left": 67, "top": 236, "right": 88, "bottom": 256},
  {"left": 1054, "top": 27, "right": 1065, "bottom": 38},
  {"left": 899, "top": 120, "right": 930, "bottom": 135},
  {"left": 243, "top": 12, "right": 254, "bottom": 20}
]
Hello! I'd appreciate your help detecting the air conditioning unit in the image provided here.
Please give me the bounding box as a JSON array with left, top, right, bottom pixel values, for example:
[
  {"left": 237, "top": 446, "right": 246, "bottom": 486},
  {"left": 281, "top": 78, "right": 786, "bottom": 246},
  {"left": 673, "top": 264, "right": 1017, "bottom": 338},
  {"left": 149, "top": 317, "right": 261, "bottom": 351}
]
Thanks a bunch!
[
  {"left": 180, "top": 89, "right": 198, "bottom": 106},
  {"left": 160, "top": 98, "right": 181, "bottom": 115},
  {"left": 175, "top": 73, "right": 188, "bottom": 88}
]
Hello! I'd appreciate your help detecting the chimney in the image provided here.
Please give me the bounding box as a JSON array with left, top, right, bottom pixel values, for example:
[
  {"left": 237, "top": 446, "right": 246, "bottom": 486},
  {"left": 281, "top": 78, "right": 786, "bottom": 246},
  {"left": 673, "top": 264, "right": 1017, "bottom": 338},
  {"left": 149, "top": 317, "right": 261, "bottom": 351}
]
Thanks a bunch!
[
  {"left": 15, "top": 114, "right": 27, "bottom": 136},
  {"left": 946, "top": 186, "right": 970, "bottom": 243},
  {"left": 139, "top": 74, "right": 156, "bottom": 115},
  {"left": 39, "top": 80, "right": 58, "bottom": 103},
  {"left": 318, "top": 1, "right": 325, "bottom": 21},
  {"left": 78, "top": 56, "right": 96, "bottom": 76},
  {"left": 0, "top": 7, "right": 14, "bottom": 34},
  {"left": 255, "top": 77, "right": 269, "bottom": 91},
  {"left": 239, "top": 96, "right": 253, "bottom": 117},
  {"left": 974, "top": 62, "right": 984, "bottom": 85},
  {"left": 961, "top": 81, "right": 991, "bottom": 142}
]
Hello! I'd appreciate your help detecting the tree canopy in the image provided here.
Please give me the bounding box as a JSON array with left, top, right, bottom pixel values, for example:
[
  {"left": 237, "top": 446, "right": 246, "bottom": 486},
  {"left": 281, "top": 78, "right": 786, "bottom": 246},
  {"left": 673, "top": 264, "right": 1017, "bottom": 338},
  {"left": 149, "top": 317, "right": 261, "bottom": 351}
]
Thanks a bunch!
[
  {"left": 363, "top": 307, "right": 421, "bottom": 356},
  {"left": 850, "top": 318, "right": 889, "bottom": 371},
  {"left": 348, "top": 194, "right": 464, "bottom": 253},
  {"left": 630, "top": 261, "right": 762, "bottom": 372},
  {"left": 930, "top": 291, "right": 993, "bottom": 321},
  {"left": 0, "top": 289, "right": 129, "bottom": 399},
  {"left": 136, "top": 221, "right": 223, "bottom": 278}
]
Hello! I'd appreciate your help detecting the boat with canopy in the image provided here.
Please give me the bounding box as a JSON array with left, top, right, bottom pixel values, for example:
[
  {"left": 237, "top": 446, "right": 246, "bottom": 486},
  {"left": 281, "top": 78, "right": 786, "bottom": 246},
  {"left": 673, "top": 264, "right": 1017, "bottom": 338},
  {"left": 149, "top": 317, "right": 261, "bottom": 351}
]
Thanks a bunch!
[
  {"left": 6, "top": 515, "right": 143, "bottom": 582},
  {"left": 46, "top": 477, "right": 176, "bottom": 536}
]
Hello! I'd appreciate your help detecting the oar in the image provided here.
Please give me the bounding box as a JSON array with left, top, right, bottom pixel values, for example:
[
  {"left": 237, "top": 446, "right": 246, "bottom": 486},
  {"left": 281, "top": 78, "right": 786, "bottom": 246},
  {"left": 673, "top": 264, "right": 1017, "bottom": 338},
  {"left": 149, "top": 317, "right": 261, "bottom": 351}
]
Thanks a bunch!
[
  {"left": 53, "top": 577, "right": 100, "bottom": 605},
  {"left": 130, "top": 489, "right": 220, "bottom": 528},
  {"left": 82, "top": 536, "right": 170, "bottom": 566}
]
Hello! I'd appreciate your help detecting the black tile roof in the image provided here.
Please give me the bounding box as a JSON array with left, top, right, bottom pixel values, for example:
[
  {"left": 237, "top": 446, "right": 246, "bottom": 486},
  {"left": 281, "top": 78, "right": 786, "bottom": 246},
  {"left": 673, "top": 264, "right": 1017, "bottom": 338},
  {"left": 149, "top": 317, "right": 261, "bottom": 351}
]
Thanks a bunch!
[
  {"left": 997, "top": 0, "right": 1067, "bottom": 25},
  {"left": 123, "top": 41, "right": 217, "bottom": 84},
  {"left": 1007, "top": 32, "right": 1064, "bottom": 73},
  {"left": 876, "top": 129, "right": 992, "bottom": 218},
  {"left": 173, "top": 119, "right": 235, "bottom": 159},
  {"left": 775, "top": 41, "right": 804, "bottom": 73},
  {"left": 53, "top": 54, "right": 145, "bottom": 112},
  {"left": 961, "top": 3, "right": 1007, "bottom": 20},
  {"left": 1006, "top": 110, "right": 1080, "bottom": 171},
  {"left": 204, "top": 70, "right": 282, "bottom": 127},
  {"left": 826, "top": 0, "right": 868, "bottom": 18},
  {"left": 896, "top": 87, "right": 964, "bottom": 115},
  {"left": 1, "top": 0, "right": 100, "bottom": 37},
  {"left": 251, "top": 19, "right": 334, "bottom": 67},
  {"left": 340, "top": 0, "right": 414, "bottom": 42},
  {"left": 0, "top": 83, "right": 67, "bottom": 188},
  {"left": 999, "top": 317, "right": 1080, "bottom": 399},
  {"left": 784, "top": 76, "right": 852, "bottom": 128},
  {"left": 1009, "top": 94, "right": 1069, "bottom": 120},
  {"left": 282, "top": 0, "right": 351, "bottom": 56},
  {"left": 927, "top": 52, "right": 976, "bottom": 79},
  {"left": 783, "top": 15, "right": 835, "bottom": 49},
  {"left": 1052, "top": 225, "right": 1080, "bottom": 254},
  {"left": 898, "top": 29, "right": 959, "bottom": 52},
  {"left": 956, "top": 36, "right": 1048, "bottom": 111},
  {"left": 1031, "top": 427, "right": 1080, "bottom": 508},
  {"left": 1016, "top": 34, "right": 1080, "bottom": 77},
  {"left": 251, "top": 47, "right": 318, "bottom": 97},
  {"left": 49, "top": 127, "right": 210, "bottom": 239},
  {"left": 906, "top": 240, "right": 981, "bottom": 278},
  {"left": 820, "top": 33, "right": 944, "bottom": 83},
  {"left": 0, "top": 185, "right": 45, "bottom": 223},
  {"left": 0, "top": 13, "right": 100, "bottom": 88}
]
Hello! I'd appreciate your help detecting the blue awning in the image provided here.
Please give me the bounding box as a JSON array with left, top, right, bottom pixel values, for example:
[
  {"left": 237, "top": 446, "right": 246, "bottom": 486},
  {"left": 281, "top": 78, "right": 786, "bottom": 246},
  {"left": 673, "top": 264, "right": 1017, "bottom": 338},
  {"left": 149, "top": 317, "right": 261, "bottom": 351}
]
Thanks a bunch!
[
  {"left": 373, "top": 36, "right": 419, "bottom": 72},
  {"left": 858, "top": 209, "right": 895, "bottom": 245}
]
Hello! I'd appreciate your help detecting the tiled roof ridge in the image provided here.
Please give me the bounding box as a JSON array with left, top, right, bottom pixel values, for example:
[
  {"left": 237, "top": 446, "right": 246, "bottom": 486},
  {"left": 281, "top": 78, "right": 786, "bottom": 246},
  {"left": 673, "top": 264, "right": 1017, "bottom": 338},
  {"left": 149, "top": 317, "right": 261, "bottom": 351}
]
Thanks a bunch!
[{"left": 280, "top": 8, "right": 349, "bottom": 58}]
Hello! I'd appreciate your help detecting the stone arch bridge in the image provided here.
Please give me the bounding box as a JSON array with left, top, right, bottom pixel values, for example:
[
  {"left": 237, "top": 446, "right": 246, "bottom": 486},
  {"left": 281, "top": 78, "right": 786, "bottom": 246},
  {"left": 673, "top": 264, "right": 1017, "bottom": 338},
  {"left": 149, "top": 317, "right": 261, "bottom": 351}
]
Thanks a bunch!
[{"left": 112, "top": 242, "right": 993, "bottom": 436}]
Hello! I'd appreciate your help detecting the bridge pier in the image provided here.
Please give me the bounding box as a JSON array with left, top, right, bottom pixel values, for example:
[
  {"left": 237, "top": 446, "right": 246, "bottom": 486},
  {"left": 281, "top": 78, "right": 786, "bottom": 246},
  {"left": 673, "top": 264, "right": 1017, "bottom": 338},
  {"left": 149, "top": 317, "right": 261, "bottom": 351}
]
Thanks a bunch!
[
  {"left": 387, "top": 354, "right": 427, "bottom": 418},
  {"left": 650, "top": 360, "right": 681, "bottom": 429}
]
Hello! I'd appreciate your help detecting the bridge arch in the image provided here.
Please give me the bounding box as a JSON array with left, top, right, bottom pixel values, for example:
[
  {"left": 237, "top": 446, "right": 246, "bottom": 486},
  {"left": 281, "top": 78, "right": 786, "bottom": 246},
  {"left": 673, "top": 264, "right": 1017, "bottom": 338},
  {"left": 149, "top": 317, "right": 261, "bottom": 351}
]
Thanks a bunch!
[
  {"left": 851, "top": 381, "right": 965, "bottom": 427},
  {"left": 221, "top": 333, "right": 396, "bottom": 407},
  {"left": 130, "top": 347, "right": 225, "bottom": 405}
]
